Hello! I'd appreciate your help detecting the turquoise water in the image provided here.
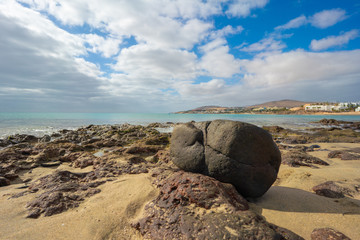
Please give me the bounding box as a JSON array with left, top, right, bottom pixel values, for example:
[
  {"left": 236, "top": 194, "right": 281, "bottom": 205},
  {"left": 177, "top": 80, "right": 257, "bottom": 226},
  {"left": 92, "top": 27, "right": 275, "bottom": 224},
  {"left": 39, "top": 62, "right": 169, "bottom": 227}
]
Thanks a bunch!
[{"left": 1, "top": 112, "right": 360, "bottom": 138}]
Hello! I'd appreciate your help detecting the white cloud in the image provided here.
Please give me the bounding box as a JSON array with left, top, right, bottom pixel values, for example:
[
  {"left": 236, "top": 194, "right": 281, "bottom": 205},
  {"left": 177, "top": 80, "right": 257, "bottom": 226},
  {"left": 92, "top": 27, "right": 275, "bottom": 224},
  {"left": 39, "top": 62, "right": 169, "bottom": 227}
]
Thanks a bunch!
[
  {"left": 18, "top": 0, "right": 214, "bottom": 49},
  {"left": 226, "top": 0, "right": 269, "bottom": 17},
  {"left": 0, "top": 1, "right": 86, "bottom": 58},
  {"left": 275, "top": 15, "right": 307, "bottom": 30},
  {"left": 0, "top": 2, "right": 106, "bottom": 111},
  {"left": 81, "top": 34, "right": 122, "bottom": 58},
  {"left": 1, "top": 1, "right": 358, "bottom": 112},
  {"left": 18, "top": 0, "right": 93, "bottom": 26},
  {"left": 276, "top": 9, "right": 347, "bottom": 30},
  {"left": 310, "top": 30, "right": 359, "bottom": 51},
  {"left": 199, "top": 40, "right": 241, "bottom": 78},
  {"left": 158, "top": 0, "right": 225, "bottom": 19},
  {"left": 0, "top": 87, "right": 45, "bottom": 95},
  {"left": 241, "top": 50, "right": 360, "bottom": 87},
  {"left": 240, "top": 37, "right": 286, "bottom": 53},
  {"left": 200, "top": 38, "right": 227, "bottom": 52},
  {"left": 310, "top": 8, "right": 347, "bottom": 29},
  {"left": 112, "top": 44, "right": 198, "bottom": 80},
  {"left": 176, "top": 79, "right": 228, "bottom": 97},
  {"left": 177, "top": 50, "right": 360, "bottom": 105},
  {"left": 210, "top": 25, "right": 244, "bottom": 39}
]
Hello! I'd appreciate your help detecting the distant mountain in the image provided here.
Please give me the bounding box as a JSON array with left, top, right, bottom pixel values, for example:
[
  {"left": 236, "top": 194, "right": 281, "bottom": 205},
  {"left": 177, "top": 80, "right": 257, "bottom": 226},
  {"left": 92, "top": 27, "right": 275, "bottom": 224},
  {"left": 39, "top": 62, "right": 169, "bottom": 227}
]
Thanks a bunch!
[
  {"left": 247, "top": 99, "right": 313, "bottom": 109},
  {"left": 176, "top": 100, "right": 314, "bottom": 114},
  {"left": 176, "top": 105, "right": 231, "bottom": 113}
]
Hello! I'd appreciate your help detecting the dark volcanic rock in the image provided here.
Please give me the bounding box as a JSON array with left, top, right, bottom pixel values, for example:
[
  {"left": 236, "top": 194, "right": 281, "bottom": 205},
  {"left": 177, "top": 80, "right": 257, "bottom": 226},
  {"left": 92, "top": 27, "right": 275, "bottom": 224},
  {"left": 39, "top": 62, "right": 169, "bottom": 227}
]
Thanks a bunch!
[
  {"left": 144, "top": 134, "right": 170, "bottom": 145},
  {"left": 282, "top": 150, "right": 329, "bottom": 168},
  {"left": 0, "top": 176, "right": 10, "bottom": 186},
  {"left": 283, "top": 136, "right": 308, "bottom": 144},
  {"left": 125, "top": 144, "right": 161, "bottom": 154},
  {"left": 312, "top": 181, "right": 354, "bottom": 198},
  {"left": 318, "top": 119, "right": 342, "bottom": 125},
  {"left": 170, "top": 120, "right": 281, "bottom": 198},
  {"left": 156, "top": 171, "right": 249, "bottom": 211},
  {"left": 170, "top": 123, "right": 206, "bottom": 173},
  {"left": 0, "top": 123, "right": 172, "bottom": 218},
  {"left": 24, "top": 170, "right": 105, "bottom": 218},
  {"left": 134, "top": 171, "right": 303, "bottom": 240},
  {"left": 39, "top": 135, "right": 51, "bottom": 142},
  {"left": 4, "top": 172, "right": 19, "bottom": 180},
  {"left": 153, "top": 150, "right": 171, "bottom": 163},
  {"left": 328, "top": 149, "right": 360, "bottom": 161},
  {"left": 311, "top": 228, "right": 351, "bottom": 240},
  {"left": 7, "top": 134, "right": 38, "bottom": 144},
  {"left": 263, "top": 125, "right": 285, "bottom": 133},
  {"left": 316, "top": 118, "right": 360, "bottom": 131}
]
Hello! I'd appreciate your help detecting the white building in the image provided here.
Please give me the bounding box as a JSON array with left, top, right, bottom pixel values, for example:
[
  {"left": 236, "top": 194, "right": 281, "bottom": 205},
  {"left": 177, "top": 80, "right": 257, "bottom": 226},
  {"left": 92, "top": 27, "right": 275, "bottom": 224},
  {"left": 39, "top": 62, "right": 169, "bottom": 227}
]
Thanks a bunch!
[
  {"left": 339, "top": 102, "right": 360, "bottom": 108},
  {"left": 355, "top": 106, "right": 360, "bottom": 112},
  {"left": 305, "top": 102, "right": 360, "bottom": 112},
  {"left": 339, "top": 102, "right": 349, "bottom": 108},
  {"left": 305, "top": 105, "right": 333, "bottom": 111}
]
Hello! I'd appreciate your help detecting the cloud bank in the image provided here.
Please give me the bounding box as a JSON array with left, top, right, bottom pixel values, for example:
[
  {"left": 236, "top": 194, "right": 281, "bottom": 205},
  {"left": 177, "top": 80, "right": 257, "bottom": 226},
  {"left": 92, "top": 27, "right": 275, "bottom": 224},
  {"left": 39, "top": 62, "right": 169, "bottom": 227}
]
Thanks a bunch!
[{"left": 0, "top": 1, "right": 359, "bottom": 112}]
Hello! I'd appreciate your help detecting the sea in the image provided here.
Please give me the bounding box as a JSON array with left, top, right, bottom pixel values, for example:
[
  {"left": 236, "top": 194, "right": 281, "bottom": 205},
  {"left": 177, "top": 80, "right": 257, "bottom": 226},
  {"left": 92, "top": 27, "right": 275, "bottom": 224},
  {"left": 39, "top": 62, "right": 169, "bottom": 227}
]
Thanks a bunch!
[{"left": 1, "top": 112, "right": 360, "bottom": 139}]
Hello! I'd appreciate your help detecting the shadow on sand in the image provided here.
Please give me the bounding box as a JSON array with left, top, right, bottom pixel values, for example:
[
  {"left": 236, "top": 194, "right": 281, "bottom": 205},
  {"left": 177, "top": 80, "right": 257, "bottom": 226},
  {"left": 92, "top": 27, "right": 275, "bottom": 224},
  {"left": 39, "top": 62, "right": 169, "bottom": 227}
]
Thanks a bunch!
[{"left": 252, "top": 186, "right": 360, "bottom": 215}]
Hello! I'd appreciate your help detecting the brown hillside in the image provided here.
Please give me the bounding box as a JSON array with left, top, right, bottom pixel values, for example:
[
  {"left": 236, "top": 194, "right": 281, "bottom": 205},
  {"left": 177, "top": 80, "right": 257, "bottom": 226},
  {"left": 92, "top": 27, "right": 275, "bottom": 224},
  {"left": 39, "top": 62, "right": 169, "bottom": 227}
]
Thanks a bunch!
[
  {"left": 192, "top": 106, "right": 225, "bottom": 111},
  {"left": 247, "top": 99, "right": 313, "bottom": 109}
]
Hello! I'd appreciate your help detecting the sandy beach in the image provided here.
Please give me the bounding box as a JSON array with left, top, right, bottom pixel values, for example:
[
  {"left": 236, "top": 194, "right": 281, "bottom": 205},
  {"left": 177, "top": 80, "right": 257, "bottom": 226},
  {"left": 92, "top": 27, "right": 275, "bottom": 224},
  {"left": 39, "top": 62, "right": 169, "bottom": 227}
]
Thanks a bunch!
[
  {"left": 1, "top": 122, "right": 360, "bottom": 239},
  {"left": 0, "top": 169, "right": 157, "bottom": 240},
  {"left": 252, "top": 142, "right": 360, "bottom": 239}
]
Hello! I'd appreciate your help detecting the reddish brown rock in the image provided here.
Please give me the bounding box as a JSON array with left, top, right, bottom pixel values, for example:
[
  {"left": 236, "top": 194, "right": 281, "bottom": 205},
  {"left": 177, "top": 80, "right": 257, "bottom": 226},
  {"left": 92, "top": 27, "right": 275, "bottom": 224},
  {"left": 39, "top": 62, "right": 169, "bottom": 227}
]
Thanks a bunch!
[
  {"left": 28, "top": 147, "right": 64, "bottom": 163},
  {"left": 328, "top": 150, "right": 360, "bottom": 161},
  {"left": 68, "top": 152, "right": 96, "bottom": 168},
  {"left": 311, "top": 228, "right": 351, "bottom": 240},
  {"left": 156, "top": 171, "right": 249, "bottom": 211},
  {"left": 312, "top": 181, "right": 354, "bottom": 198},
  {"left": 153, "top": 150, "right": 171, "bottom": 163},
  {"left": 125, "top": 144, "right": 161, "bottom": 154},
  {"left": 133, "top": 171, "right": 303, "bottom": 240},
  {"left": 24, "top": 170, "right": 105, "bottom": 218}
]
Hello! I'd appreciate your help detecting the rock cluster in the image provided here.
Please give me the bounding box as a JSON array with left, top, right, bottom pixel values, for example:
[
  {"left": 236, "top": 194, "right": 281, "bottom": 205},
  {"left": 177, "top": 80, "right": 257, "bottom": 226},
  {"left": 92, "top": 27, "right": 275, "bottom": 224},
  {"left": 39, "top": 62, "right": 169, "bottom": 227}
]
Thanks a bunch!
[
  {"left": 23, "top": 171, "right": 105, "bottom": 218},
  {"left": 170, "top": 120, "right": 281, "bottom": 198},
  {"left": 316, "top": 118, "right": 360, "bottom": 130},
  {"left": 1, "top": 123, "right": 171, "bottom": 217},
  {"left": 264, "top": 120, "right": 360, "bottom": 144}
]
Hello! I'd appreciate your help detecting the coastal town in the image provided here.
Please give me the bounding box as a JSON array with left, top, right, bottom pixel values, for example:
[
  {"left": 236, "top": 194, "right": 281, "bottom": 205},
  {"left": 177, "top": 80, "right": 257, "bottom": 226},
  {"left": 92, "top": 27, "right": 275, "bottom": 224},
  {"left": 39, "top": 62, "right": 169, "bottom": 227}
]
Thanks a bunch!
[{"left": 176, "top": 100, "right": 360, "bottom": 114}]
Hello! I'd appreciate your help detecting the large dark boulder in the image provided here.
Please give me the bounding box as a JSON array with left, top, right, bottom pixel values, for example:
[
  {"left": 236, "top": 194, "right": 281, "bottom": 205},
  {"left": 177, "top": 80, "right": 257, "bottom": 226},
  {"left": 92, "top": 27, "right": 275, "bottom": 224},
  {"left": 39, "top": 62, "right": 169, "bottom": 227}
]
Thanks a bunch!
[{"left": 170, "top": 120, "right": 281, "bottom": 198}]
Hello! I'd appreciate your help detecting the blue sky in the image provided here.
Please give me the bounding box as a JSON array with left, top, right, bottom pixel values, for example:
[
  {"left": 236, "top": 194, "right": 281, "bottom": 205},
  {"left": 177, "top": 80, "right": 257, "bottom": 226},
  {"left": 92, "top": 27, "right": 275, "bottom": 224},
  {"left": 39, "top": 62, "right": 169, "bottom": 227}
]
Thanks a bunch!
[{"left": 0, "top": 0, "right": 359, "bottom": 112}]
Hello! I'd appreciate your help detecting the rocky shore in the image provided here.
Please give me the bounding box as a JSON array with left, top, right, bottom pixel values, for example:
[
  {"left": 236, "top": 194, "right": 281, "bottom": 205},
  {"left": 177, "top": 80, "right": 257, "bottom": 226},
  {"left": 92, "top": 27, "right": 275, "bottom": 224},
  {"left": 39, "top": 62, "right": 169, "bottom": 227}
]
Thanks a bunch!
[{"left": 1, "top": 119, "right": 359, "bottom": 239}]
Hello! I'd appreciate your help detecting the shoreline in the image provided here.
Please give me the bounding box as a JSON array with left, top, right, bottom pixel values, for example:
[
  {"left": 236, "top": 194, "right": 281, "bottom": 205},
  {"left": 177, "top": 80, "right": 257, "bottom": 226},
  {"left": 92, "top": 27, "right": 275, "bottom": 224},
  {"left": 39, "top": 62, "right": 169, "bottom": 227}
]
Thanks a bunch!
[
  {"left": 1, "top": 114, "right": 360, "bottom": 140},
  {"left": 175, "top": 111, "right": 360, "bottom": 116}
]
